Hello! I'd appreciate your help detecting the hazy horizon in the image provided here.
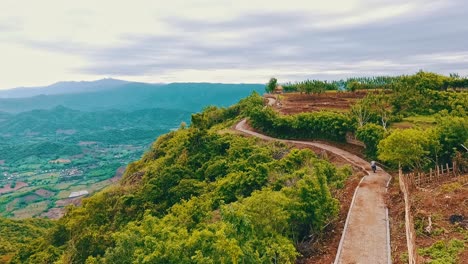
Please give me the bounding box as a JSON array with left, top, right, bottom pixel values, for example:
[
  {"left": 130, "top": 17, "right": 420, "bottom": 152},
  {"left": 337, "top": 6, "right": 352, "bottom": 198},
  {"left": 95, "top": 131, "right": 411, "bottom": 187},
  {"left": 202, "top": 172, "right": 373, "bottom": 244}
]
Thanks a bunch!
[
  {"left": 0, "top": 78, "right": 267, "bottom": 91},
  {"left": 1, "top": 0, "right": 467, "bottom": 89}
]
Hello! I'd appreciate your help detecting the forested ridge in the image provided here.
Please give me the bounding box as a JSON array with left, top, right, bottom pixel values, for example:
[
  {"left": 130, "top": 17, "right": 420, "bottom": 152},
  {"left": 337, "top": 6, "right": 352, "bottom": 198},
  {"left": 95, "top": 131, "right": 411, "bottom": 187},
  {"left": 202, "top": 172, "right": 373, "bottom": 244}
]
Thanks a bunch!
[{"left": 1, "top": 94, "right": 352, "bottom": 263}]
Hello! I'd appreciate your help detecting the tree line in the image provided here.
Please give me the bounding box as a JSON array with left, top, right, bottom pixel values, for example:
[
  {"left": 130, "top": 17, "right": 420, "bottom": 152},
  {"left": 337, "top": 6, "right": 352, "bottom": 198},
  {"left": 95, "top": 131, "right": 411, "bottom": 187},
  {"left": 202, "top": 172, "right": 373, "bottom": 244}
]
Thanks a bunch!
[{"left": 265, "top": 71, "right": 468, "bottom": 93}]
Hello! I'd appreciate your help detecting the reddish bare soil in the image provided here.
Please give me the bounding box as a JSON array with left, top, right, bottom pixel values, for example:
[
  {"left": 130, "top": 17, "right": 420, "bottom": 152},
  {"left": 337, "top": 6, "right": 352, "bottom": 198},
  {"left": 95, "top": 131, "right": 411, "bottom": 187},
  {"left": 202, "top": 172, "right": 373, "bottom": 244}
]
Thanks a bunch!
[
  {"left": 0, "top": 181, "right": 28, "bottom": 194},
  {"left": 48, "top": 198, "right": 83, "bottom": 218},
  {"left": 22, "top": 194, "right": 40, "bottom": 203},
  {"left": 413, "top": 176, "right": 468, "bottom": 262},
  {"left": 388, "top": 175, "right": 468, "bottom": 263},
  {"left": 387, "top": 178, "right": 407, "bottom": 264},
  {"left": 55, "top": 197, "right": 83, "bottom": 207},
  {"left": 41, "top": 208, "right": 65, "bottom": 219},
  {"left": 35, "top": 188, "right": 55, "bottom": 198},
  {"left": 274, "top": 91, "right": 369, "bottom": 114}
]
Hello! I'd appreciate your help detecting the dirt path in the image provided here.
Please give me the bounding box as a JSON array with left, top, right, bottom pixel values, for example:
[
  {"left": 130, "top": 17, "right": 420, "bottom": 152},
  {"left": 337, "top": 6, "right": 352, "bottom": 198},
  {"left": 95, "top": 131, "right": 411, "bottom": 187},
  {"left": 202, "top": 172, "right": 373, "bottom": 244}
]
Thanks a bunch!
[
  {"left": 265, "top": 97, "right": 276, "bottom": 106},
  {"left": 235, "top": 119, "right": 392, "bottom": 264}
]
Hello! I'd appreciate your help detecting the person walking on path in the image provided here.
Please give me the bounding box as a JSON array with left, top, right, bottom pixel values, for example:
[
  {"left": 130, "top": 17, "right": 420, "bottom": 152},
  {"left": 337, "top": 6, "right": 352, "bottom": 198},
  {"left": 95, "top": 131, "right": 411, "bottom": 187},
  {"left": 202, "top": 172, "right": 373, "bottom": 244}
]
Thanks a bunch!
[
  {"left": 371, "top": 161, "right": 377, "bottom": 173},
  {"left": 235, "top": 119, "right": 392, "bottom": 264}
]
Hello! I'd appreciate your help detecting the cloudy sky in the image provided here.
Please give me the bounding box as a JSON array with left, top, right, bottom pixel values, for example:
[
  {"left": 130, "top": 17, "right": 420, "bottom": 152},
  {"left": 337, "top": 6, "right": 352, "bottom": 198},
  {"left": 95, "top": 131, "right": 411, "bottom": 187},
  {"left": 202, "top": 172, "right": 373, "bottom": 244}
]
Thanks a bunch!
[{"left": 1, "top": 0, "right": 467, "bottom": 89}]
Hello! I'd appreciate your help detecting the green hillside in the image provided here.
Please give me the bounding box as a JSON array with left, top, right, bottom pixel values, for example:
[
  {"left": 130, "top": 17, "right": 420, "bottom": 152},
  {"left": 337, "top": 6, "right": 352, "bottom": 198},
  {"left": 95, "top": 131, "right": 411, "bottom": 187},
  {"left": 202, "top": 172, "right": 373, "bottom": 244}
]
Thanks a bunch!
[
  {"left": 0, "top": 106, "right": 190, "bottom": 136},
  {"left": 0, "top": 218, "right": 55, "bottom": 262},
  {"left": 0, "top": 107, "right": 190, "bottom": 162},
  {"left": 0, "top": 83, "right": 264, "bottom": 113},
  {"left": 0, "top": 83, "right": 262, "bottom": 220},
  {"left": 0, "top": 106, "right": 191, "bottom": 219},
  {"left": 2, "top": 94, "right": 353, "bottom": 263}
]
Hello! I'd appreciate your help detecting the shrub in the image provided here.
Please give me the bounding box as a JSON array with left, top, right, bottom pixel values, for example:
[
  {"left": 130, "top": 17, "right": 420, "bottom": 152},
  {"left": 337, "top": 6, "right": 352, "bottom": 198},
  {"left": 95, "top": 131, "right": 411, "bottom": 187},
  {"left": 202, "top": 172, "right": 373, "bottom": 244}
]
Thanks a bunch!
[
  {"left": 249, "top": 107, "right": 351, "bottom": 142},
  {"left": 418, "top": 239, "right": 464, "bottom": 264},
  {"left": 356, "top": 123, "right": 385, "bottom": 159}
]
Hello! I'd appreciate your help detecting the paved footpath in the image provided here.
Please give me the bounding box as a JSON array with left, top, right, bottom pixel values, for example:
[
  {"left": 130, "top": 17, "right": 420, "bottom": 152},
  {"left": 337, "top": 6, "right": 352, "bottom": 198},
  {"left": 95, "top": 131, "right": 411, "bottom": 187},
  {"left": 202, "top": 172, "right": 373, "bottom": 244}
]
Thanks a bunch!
[{"left": 235, "top": 119, "right": 392, "bottom": 264}]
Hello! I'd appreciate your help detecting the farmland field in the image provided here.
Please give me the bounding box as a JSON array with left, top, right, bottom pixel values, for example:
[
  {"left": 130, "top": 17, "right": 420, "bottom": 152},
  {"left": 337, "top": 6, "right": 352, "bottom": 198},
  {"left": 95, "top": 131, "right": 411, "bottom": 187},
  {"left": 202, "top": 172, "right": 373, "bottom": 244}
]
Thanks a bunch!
[{"left": 0, "top": 107, "right": 187, "bottom": 218}]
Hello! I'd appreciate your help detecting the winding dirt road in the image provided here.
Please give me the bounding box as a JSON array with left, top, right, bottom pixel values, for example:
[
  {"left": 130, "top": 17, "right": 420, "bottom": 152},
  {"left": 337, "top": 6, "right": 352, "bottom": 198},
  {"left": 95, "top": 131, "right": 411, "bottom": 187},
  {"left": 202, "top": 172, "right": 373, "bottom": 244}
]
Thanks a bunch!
[{"left": 235, "top": 119, "right": 392, "bottom": 264}]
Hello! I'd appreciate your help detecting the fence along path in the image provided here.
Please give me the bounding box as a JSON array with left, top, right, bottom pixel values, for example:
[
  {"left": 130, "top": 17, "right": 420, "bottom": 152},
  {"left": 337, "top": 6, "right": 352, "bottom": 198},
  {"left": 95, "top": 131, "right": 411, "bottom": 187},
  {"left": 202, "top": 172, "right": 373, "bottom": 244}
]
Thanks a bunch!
[
  {"left": 404, "top": 162, "right": 466, "bottom": 187},
  {"left": 235, "top": 119, "right": 392, "bottom": 264},
  {"left": 400, "top": 163, "right": 467, "bottom": 264}
]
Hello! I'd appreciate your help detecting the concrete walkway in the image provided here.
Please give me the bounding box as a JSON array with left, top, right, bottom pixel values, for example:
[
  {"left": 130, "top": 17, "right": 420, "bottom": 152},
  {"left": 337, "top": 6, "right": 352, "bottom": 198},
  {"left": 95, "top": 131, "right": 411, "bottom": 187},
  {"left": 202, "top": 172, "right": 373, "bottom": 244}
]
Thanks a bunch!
[{"left": 235, "top": 119, "right": 392, "bottom": 264}]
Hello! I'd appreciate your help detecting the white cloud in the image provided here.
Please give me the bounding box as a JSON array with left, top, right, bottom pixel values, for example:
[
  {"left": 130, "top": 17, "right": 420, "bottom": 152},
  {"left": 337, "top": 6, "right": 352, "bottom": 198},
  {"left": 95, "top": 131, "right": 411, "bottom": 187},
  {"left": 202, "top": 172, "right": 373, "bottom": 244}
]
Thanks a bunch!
[
  {"left": 0, "top": 0, "right": 466, "bottom": 88},
  {"left": 0, "top": 42, "right": 100, "bottom": 87},
  {"left": 411, "top": 52, "right": 468, "bottom": 63},
  {"left": 311, "top": 2, "right": 417, "bottom": 29}
]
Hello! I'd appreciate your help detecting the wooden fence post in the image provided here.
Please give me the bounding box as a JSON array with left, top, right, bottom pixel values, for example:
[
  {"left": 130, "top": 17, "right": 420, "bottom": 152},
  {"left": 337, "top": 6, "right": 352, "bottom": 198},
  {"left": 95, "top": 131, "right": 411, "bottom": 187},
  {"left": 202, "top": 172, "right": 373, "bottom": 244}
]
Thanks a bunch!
[{"left": 399, "top": 166, "right": 418, "bottom": 264}]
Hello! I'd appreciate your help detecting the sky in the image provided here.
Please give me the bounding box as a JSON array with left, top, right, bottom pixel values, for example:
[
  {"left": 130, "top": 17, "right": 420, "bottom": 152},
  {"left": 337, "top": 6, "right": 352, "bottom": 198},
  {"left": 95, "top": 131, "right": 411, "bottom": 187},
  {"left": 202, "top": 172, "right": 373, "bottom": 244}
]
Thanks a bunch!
[{"left": 1, "top": 0, "right": 467, "bottom": 89}]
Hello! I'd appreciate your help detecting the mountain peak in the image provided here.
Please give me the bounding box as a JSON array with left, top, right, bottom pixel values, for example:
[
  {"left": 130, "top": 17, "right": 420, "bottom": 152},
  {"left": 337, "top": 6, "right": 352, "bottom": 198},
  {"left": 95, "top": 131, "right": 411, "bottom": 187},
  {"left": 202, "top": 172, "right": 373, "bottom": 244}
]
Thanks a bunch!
[{"left": 50, "top": 78, "right": 128, "bottom": 86}]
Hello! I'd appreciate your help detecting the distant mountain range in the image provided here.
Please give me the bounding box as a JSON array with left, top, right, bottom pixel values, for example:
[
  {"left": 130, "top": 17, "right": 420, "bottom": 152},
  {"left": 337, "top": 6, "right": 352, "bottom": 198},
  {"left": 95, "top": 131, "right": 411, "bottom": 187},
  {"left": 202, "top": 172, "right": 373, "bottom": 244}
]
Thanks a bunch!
[
  {"left": 0, "top": 80, "right": 265, "bottom": 113},
  {"left": 0, "top": 106, "right": 191, "bottom": 136},
  {"left": 0, "top": 78, "right": 133, "bottom": 98}
]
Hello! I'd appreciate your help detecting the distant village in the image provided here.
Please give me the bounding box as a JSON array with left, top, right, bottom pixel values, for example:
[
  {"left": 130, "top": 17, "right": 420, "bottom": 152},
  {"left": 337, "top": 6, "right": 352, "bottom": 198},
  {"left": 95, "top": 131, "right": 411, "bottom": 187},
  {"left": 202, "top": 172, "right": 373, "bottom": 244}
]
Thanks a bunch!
[{"left": 1, "top": 167, "right": 83, "bottom": 183}]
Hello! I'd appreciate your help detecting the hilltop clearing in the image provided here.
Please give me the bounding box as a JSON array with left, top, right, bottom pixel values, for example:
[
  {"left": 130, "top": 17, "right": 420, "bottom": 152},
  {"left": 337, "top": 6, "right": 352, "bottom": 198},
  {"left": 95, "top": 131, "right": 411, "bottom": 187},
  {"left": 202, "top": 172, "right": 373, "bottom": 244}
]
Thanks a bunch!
[{"left": 269, "top": 90, "right": 369, "bottom": 114}]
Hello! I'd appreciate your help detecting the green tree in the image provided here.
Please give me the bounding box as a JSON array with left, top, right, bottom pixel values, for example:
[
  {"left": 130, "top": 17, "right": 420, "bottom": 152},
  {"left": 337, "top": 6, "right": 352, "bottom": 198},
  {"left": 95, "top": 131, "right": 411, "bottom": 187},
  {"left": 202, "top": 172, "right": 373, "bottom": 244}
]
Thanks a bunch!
[
  {"left": 356, "top": 123, "right": 385, "bottom": 159},
  {"left": 346, "top": 81, "right": 359, "bottom": 92},
  {"left": 378, "top": 128, "right": 432, "bottom": 169},
  {"left": 266, "top": 78, "right": 278, "bottom": 93},
  {"left": 434, "top": 113, "right": 468, "bottom": 163},
  {"left": 390, "top": 71, "right": 450, "bottom": 114}
]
